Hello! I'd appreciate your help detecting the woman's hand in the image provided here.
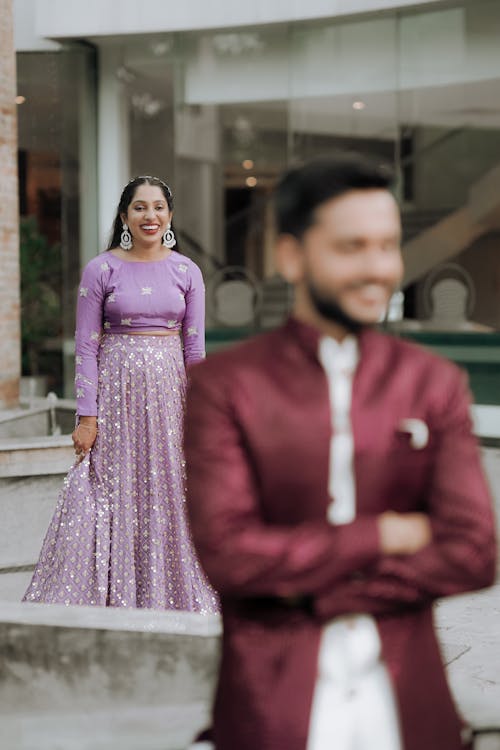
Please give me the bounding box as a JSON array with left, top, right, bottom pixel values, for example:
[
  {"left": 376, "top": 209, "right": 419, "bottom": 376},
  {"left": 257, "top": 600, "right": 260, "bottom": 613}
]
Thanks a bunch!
[{"left": 72, "top": 417, "right": 98, "bottom": 462}]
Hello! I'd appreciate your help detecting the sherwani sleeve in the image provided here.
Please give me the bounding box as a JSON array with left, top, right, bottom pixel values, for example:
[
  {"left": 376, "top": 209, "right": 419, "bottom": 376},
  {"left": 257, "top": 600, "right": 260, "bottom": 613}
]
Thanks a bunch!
[
  {"left": 315, "top": 369, "right": 497, "bottom": 621},
  {"left": 184, "top": 364, "right": 382, "bottom": 598}
]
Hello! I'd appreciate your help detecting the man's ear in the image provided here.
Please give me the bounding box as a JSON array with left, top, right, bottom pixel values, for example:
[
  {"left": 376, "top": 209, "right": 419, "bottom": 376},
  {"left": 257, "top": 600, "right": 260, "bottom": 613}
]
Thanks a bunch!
[{"left": 274, "top": 234, "right": 304, "bottom": 284}]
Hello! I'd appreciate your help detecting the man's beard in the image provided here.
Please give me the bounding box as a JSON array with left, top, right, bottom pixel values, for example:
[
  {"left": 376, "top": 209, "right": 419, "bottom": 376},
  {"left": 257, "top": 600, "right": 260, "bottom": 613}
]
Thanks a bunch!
[{"left": 307, "top": 278, "right": 367, "bottom": 334}]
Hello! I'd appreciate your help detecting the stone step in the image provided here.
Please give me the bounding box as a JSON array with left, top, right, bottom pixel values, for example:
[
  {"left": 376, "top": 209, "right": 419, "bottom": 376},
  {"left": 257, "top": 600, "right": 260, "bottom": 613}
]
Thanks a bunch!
[
  {"left": 1, "top": 705, "right": 209, "bottom": 750},
  {"left": 0, "top": 602, "right": 221, "bottom": 750},
  {"left": 0, "top": 474, "right": 66, "bottom": 570},
  {"left": 0, "top": 398, "right": 77, "bottom": 440},
  {"left": 0, "top": 434, "right": 74, "bottom": 479},
  {"left": 0, "top": 425, "right": 498, "bottom": 750},
  {"left": 436, "top": 584, "right": 500, "bottom": 749},
  {"left": 1, "top": 589, "right": 499, "bottom": 749},
  {"left": 0, "top": 570, "right": 32, "bottom": 600}
]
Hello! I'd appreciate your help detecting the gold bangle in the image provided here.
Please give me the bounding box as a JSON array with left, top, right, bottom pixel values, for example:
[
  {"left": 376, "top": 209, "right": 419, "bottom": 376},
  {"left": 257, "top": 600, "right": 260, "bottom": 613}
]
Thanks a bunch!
[{"left": 78, "top": 423, "right": 97, "bottom": 432}]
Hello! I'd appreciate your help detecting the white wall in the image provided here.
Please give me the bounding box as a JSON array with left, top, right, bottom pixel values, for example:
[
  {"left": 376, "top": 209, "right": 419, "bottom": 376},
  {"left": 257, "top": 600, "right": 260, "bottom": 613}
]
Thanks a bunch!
[
  {"left": 183, "top": 5, "right": 500, "bottom": 108},
  {"left": 33, "top": 0, "right": 448, "bottom": 40},
  {"left": 14, "top": 0, "right": 59, "bottom": 50}
]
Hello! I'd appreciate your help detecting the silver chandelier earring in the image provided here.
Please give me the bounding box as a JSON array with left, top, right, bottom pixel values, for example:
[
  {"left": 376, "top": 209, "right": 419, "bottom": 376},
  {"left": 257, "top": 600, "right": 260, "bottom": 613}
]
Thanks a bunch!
[
  {"left": 120, "top": 223, "right": 133, "bottom": 251},
  {"left": 162, "top": 223, "right": 176, "bottom": 249}
]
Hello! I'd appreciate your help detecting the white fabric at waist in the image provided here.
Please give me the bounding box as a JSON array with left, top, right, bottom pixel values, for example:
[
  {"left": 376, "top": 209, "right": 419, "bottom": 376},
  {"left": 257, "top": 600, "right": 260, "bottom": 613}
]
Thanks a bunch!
[{"left": 317, "top": 613, "right": 382, "bottom": 685}]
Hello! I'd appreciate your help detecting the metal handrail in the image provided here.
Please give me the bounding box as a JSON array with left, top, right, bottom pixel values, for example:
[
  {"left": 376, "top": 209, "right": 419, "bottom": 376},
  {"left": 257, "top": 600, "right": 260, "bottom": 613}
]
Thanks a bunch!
[{"left": 399, "top": 126, "right": 467, "bottom": 167}]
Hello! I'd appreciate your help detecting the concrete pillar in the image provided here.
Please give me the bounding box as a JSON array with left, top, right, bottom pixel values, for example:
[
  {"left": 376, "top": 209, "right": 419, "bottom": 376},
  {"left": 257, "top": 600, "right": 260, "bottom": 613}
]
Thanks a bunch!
[
  {"left": 0, "top": 0, "right": 20, "bottom": 408},
  {"left": 79, "top": 50, "right": 99, "bottom": 268},
  {"left": 174, "top": 105, "right": 223, "bottom": 266},
  {"left": 97, "top": 46, "right": 130, "bottom": 248}
]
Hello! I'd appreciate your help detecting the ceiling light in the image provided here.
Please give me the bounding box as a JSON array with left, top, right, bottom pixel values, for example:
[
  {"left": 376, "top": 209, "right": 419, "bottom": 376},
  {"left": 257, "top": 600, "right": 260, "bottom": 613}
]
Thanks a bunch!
[
  {"left": 15, "top": 95, "right": 26, "bottom": 105},
  {"left": 242, "top": 159, "right": 254, "bottom": 170},
  {"left": 352, "top": 100, "right": 366, "bottom": 111},
  {"left": 246, "top": 176, "right": 257, "bottom": 187}
]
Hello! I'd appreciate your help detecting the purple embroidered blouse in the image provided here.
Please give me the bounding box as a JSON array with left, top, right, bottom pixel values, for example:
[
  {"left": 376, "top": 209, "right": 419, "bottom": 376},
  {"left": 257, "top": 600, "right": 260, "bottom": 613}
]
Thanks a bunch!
[{"left": 74, "top": 250, "right": 206, "bottom": 416}]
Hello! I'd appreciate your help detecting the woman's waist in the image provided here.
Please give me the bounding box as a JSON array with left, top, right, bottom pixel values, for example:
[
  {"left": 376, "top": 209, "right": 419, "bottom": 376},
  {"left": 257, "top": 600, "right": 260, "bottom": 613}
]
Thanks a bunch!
[
  {"left": 103, "top": 319, "right": 181, "bottom": 336},
  {"left": 104, "top": 329, "right": 180, "bottom": 337},
  {"left": 99, "top": 330, "right": 183, "bottom": 355}
]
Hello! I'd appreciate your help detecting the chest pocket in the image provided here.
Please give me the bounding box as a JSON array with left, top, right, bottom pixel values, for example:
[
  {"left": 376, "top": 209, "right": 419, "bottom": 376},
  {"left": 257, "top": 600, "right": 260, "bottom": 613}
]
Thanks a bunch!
[
  {"left": 385, "top": 424, "right": 434, "bottom": 510},
  {"left": 354, "top": 418, "right": 435, "bottom": 515}
]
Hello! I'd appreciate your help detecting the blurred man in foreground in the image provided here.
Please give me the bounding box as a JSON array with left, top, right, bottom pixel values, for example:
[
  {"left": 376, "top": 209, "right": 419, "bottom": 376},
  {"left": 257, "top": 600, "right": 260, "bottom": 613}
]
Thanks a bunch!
[{"left": 185, "top": 155, "right": 496, "bottom": 750}]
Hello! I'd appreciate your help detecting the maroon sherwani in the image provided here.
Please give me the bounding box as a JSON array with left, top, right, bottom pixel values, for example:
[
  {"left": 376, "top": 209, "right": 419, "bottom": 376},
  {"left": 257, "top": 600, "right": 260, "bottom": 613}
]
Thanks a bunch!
[{"left": 184, "top": 317, "right": 496, "bottom": 750}]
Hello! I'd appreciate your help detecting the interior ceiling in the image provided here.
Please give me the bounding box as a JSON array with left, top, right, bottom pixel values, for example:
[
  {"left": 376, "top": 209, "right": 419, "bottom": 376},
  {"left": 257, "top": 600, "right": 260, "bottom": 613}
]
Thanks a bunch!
[
  {"left": 84, "top": 34, "right": 500, "bottom": 135},
  {"left": 219, "top": 78, "right": 500, "bottom": 139},
  {"left": 15, "top": 41, "right": 500, "bottom": 153}
]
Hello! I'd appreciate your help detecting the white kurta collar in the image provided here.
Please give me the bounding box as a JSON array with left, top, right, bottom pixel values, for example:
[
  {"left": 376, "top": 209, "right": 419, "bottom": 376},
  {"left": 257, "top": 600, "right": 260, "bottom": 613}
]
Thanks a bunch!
[{"left": 318, "top": 334, "right": 359, "bottom": 377}]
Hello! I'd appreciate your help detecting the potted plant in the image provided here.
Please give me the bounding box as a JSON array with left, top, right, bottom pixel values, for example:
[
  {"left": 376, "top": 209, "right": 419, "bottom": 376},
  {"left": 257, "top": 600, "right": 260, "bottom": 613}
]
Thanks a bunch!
[{"left": 19, "top": 216, "right": 62, "bottom": 397}]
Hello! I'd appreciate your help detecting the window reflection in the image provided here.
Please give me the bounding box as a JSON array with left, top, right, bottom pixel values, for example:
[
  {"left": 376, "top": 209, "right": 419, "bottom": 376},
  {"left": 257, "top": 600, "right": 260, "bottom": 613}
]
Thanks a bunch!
[
  {"left": 17, "top": 48, "right": 96, "bottom": 398},
  {"left": 15, "top": 2, "right": 500, "bottom": 408}
]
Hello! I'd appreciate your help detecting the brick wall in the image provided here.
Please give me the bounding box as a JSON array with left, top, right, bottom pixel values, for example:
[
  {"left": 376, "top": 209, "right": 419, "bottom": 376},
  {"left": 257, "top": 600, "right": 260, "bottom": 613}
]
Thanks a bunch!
[{"left": 0, "top": 0, "right": 20, "bottom": 408}]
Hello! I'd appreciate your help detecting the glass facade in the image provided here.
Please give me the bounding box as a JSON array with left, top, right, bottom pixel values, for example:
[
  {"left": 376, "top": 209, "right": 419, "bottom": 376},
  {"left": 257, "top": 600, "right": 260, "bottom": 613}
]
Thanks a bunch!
[
  {"left": 16, "top": 0, "right": 500, "bottom": 401},
  {"left": 16, "top": 44, "right": 97, "bottom": 396}
]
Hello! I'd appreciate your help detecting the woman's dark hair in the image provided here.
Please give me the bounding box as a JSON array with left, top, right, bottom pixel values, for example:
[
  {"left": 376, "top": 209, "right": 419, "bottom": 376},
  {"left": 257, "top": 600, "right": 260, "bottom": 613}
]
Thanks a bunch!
[
  {"left": 275, "top": 153, "right": 395, "bottom": 240},
  {"left": 107, "top": 175, "right": 181, "bottom": 252}
]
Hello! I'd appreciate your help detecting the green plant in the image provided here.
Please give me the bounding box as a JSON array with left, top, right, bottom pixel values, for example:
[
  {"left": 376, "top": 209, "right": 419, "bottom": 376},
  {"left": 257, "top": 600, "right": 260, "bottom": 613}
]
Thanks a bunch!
[{"left": 20, "top": 216, "right": 62, "bottom": 376}]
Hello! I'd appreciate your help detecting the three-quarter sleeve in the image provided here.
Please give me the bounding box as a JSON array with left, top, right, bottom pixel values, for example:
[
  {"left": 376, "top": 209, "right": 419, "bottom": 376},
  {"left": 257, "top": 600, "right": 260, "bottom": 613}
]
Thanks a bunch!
[
  {"left": 74, "top": 260, "right": 105, "bottom": 416},
  {"left": 182, "top": 262, "right": 206, "bottom": 365}
]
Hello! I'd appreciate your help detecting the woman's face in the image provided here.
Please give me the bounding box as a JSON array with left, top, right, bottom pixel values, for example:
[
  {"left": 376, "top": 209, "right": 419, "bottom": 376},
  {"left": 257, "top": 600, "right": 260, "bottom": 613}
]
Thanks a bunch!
[{"left": 121, "top": 184, "right": 172, "bottom": 247}]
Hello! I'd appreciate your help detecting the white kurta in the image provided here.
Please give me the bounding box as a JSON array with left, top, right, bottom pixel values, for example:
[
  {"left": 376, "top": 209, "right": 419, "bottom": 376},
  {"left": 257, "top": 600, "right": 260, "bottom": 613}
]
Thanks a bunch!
[{"left": 307, "top": 336, "right": 402, "bottom": 750}]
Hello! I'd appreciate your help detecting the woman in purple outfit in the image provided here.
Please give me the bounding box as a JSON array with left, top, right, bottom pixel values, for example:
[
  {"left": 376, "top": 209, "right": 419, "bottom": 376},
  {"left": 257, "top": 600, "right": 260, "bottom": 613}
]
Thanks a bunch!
[{"left": 24, "top": 176, "right": 219, "bottom": 612}]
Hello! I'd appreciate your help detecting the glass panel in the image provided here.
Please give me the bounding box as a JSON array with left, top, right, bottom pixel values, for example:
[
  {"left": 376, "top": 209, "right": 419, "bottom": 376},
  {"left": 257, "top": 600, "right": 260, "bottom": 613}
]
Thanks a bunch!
[
  {"left": 19, "top": 2, "right": 500, "bottom": 383},
  {"left": 289, "top": 16, "right": 399, "bottom": 167},
  {"left": 120, "top": 36, "right": 176, "bottom": 180},
  {"left": 396, "top": 1, "right": 500, "bottom": 332},
  {"left": 170, "top": 7, "right": 500, "bottom": 338},
  {"left": 174, "top": 27, "right": 291, "bottom": 332},
  {"left": 16, "top": 46, "right": 97, "bottom": 399}
]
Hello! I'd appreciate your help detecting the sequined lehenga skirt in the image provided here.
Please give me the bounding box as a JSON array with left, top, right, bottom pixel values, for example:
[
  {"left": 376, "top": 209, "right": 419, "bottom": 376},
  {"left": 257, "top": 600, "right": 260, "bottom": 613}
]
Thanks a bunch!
[{"left": 23, "top": 334, "right": 219, "bottom": 612}]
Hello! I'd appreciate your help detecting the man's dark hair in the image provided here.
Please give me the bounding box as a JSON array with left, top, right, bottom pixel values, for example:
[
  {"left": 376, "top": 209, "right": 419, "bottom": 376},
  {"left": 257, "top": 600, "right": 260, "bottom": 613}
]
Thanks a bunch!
[{"left": 275, "top": 154, "right": 395, "bottom": 239}]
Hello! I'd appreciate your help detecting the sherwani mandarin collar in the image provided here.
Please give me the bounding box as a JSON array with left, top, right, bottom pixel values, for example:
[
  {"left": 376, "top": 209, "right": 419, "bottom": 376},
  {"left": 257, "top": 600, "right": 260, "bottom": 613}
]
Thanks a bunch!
[{"left": 284, "top": 316, "right": 389, "bottom": 401}]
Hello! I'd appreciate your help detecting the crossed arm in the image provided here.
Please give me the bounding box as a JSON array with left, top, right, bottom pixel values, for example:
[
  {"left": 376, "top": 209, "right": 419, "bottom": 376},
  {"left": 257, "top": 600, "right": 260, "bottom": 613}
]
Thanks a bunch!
[
  {"left": 315, "top": 374, "right": 496, "bottom": 620},
  {"left": 185, "top": 366, "right": 496, "bottom": 619}
]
